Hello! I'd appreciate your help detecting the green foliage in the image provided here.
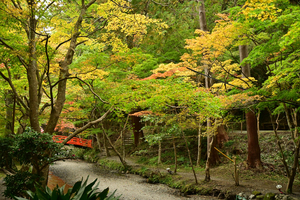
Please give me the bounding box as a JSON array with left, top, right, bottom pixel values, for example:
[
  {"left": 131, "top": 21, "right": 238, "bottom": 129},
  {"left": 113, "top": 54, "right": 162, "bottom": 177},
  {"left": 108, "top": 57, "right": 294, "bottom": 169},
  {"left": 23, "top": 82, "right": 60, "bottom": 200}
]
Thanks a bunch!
[
  {"left": 12, "top": 128, "right": 65, "bottom": 166},
  {"left": 72, "top": 147, "right": 88, "bottom": 160},
  {"left": 4, "top": 172, "right": 38, "bottom": 198},
  {"left": 14, "top": 176, "right": 120, "bottom": 200},
  {"left": 3, "top": 128, "right": 75, "bottom": 198},
  {"left": 0, "top": 137, "right": 13, "bottom": 168},
  {"left": 224, "top": 140, "right": 234, "bottom": 147},
  {"left": 98, "top": 159, "right": 126, "bottom": 172},
  {"left": 133, "top": 57, "right": 158, "bottom": 78}
]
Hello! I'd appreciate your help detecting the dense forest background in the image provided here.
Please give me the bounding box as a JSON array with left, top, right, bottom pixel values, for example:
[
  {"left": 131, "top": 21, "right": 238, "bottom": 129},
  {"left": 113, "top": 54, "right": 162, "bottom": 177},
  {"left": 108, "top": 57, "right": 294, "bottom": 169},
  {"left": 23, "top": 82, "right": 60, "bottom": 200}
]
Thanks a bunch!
[{"left": 0, "top": 0, "right": 299, "bottom": 195}]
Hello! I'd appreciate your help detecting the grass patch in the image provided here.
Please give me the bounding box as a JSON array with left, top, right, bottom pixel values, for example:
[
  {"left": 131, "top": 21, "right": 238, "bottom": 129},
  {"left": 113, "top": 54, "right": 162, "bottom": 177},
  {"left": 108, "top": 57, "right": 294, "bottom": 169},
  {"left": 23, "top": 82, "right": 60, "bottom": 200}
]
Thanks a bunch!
[{"left": 98, "top": 159, "right": 127, "bottom": 172}]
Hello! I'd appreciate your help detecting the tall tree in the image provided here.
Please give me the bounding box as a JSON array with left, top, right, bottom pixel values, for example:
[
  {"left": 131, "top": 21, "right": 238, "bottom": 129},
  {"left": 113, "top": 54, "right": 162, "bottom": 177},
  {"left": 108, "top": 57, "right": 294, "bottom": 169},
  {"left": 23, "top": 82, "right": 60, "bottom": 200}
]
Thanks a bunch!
[
  {"left": 0, "top": 0, "right": 166, "bottom": 186},
  {"left": 239, "top": 45, "right": 262, "bottom": 169}
]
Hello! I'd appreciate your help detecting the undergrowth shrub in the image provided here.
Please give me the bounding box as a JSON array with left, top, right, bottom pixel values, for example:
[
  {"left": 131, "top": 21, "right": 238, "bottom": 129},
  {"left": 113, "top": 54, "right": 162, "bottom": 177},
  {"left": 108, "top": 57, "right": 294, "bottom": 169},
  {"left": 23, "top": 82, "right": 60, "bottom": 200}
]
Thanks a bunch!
[
  {"left": 14, "top": 176, "right": 120, "bottom": 200},
  {"left": 3, "top": 171, "right": 38, "bottom": 199},
  {"left": 0, "top": 137, "right": 13, "bottom": 169}
]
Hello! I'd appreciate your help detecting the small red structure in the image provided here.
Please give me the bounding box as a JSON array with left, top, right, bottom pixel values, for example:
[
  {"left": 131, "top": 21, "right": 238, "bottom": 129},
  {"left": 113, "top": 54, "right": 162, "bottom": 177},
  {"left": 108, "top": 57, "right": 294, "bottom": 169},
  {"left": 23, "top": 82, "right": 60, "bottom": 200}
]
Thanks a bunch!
[{"left": 53, "top": 135, "right": 93, "bottom": 148}]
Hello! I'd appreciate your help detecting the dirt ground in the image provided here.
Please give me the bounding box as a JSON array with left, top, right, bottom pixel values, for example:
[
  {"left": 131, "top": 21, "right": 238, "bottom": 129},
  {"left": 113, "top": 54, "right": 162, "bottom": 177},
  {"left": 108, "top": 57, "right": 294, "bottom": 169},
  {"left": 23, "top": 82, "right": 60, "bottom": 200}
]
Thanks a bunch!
[
  {"left": 100, "top": 130, "right": 300, "bottom": 199},
  {"left": 105, "top": 154, "right": 300, "bottom": 199}
]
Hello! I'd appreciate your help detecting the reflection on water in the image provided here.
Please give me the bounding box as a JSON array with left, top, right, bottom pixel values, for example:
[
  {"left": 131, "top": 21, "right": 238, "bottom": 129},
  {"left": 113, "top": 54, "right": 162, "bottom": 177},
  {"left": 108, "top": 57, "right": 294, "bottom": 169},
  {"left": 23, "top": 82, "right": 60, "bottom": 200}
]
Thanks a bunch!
[{"left": 47, "top": 171, "right": 72, "bottom": 193}]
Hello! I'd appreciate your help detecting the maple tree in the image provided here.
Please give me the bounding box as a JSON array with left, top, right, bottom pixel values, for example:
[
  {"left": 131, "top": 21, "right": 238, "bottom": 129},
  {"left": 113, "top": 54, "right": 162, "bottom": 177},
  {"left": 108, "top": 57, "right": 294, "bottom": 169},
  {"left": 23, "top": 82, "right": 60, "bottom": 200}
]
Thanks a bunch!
[
  {"left": 0, "top": 0, "right": 299, "bottom": 195},
  {"left": 0, "top": 0, "right": 168, "bottom": 187}
]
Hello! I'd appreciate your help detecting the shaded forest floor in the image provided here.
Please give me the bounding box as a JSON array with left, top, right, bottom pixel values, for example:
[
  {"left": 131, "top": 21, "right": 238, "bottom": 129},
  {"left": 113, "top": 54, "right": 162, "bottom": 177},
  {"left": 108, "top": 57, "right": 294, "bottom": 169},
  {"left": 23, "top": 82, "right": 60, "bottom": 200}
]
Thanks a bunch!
[{"left": 95, "top": 130, "right": 300, "bottom": 199}]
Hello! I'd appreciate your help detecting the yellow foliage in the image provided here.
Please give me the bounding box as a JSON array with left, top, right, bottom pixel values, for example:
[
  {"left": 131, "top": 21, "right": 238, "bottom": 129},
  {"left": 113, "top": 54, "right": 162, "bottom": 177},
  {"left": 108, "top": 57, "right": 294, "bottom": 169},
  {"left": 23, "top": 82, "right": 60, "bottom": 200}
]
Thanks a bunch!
[
  {"left": 219, "top": 92, "right": 262, "bottom": 108},
  {"left": 241, "top": 0, "right": 282, "bottom": 21},
  {"left": 96, "top": 0, "right": 168, "bottom": 52},
  {"left": 211, "top": 60, "right": 240, "bottom": 77},
  {"left": 152, "top": 62, "right": 178, "bottom": 74},
  {"left": 182, "top": 17, "right": 244, "bottom": 64},
  {"left": 212, "top": 77, "right": 257, "bottom": 92},
  {"left": 70, "top": 65, "right": 109, "bottom": 81}
]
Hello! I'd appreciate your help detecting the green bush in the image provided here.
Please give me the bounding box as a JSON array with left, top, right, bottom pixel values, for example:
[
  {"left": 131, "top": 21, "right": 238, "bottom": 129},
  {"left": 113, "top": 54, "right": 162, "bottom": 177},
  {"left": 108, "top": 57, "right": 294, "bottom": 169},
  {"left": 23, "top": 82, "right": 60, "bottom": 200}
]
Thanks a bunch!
[
  {"left": 11, "top": 127, "right": 65, "bottom": 166},
  {"left": 3, "top": 128, "right": 74, "bottom": 198},
  {"left": 4, "top": 171, "right": 38, "bottom": 198},
  {"left": 14, "top": 176, "right": 120, "bottom": 200},
  {"left": 0, "top": 137, "right": 13, "bottom": 169}
]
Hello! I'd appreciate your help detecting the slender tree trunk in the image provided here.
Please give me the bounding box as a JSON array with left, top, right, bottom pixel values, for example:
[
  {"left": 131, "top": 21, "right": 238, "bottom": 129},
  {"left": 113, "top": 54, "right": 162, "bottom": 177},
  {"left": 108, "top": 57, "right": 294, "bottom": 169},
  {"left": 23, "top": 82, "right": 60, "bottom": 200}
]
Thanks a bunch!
[
  {"left": 286, "top": 139, "right": 299, "bottom": 193},
  {"left": 121, "top": 115, "right": 129, "bottom": 160},
  {"left": 102, "top": 124, "right": 128, "bottom": 168},
  {"left": 173, "top": 137, "right": 177, "bottom": 173},
  {"left": 207, "top": 120, "right": 219, "bottom": 166},
  {"left": 5, "top": 90, "right": 14, "bottom": 136},
  {"left": 282, "top": 105, "right": 299, "bottom": 193},
  {"left": 198, "top": 0, "right": 219, "bottom": 167},
  {"left": 196, "top": 122, "right": 202, "bottom": 166},
  {"left": 205, "top": 137, "right": 214, "bottom": 182},
  {"left": 158, "top": 140, "right": 162, "bottom": 164},
  {"left": 257, "top": 109, "right": 261, "bottom": 138},
  {"left": 96, "top": 132, "right": 102, "bottom": 151},
  {"left": 103, "top": 130, "right": 110, "bottom": 157},
  {"left": 182, "top": 130, "right": 198, "bottom": 184},
  {"left": 269, "top": 111, "right": 290, "bottom": 177}
]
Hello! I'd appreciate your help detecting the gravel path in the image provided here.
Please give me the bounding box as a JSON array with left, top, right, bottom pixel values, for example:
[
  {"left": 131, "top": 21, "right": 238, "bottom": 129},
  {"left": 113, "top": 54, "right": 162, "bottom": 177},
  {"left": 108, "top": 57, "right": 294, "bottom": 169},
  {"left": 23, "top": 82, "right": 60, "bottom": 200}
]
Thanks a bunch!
[{"left": 50, "top": 160, "right": 216, "bottom": 200}]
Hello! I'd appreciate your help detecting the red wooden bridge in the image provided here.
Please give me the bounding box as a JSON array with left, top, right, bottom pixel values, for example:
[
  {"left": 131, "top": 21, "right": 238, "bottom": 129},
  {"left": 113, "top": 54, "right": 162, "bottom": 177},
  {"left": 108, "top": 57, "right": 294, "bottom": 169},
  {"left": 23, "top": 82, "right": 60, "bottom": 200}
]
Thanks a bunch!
[{"left": 52, "top": 135, "right": 93, "bottom": 148}]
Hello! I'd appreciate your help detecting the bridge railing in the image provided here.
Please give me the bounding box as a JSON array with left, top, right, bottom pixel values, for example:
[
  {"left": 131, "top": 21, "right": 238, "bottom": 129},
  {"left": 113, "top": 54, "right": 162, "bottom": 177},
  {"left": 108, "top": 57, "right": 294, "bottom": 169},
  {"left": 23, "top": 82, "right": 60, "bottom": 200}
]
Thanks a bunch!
[{"left": 52, "top": 135, "right": 92, "bottom": 148}]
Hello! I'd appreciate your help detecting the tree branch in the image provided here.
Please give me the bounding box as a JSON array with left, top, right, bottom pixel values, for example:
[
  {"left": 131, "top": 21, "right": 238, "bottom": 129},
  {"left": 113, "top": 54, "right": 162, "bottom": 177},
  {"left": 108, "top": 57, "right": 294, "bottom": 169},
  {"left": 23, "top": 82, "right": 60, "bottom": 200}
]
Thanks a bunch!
[
  {"left": 62, "top": 107, "right": 114, "bottom": 145},
  {"left": 0, "top": 63, "right": 29, "bottom": 111},
  {"left": 75, "top": 77, "right": 109, "bottom": 104}
]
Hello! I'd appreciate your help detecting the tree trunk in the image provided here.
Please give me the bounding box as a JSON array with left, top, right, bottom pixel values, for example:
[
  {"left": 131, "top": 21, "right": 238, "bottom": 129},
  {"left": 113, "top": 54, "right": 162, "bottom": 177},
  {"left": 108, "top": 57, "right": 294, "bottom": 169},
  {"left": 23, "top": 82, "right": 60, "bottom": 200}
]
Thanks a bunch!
[
  {"left": 286, "top": 139, "right": 300, "bottom": 193},
  {"left": 121, "top": 115, "right": 129, "bottom": 160},
  {"left": 208, "top": 135, "right": 220, "bottom": 166},
  {"left": 158, "top": 140, "right": 162, "bottom": 164},
  {"left": 282, "top": 105, "right": 299, "bottom": 193},
  {"left": 257, "top": 109, "right": 261, "bottom": 138},
  {"left": 198, "top": 0, "right": 219, "bottom": 167},
  {"left": 196, "top": 122, "right": 202, "bottom": 166},
  {"left": 205, "top": 137, "right": 214, "bottom": 182},
  {"left": 27, "top": 10, "right": 40, "bottom": 133},
  {"left": 182, "top": 130, "right": 198, "bottom": 184},
  {"left": 207, "top": 120, "right": 219, "bottom": 166},
  {"left": 5, "top": 90, "right": 14, "bottom": 136},
  {"left": 102, "top": 124, "right": 128, "bottom": 168},
  {"left": 198, "top": 0, "right": 208, "bottom": 32},
  {"left": 45, "top": 1, "right": 95, "bottom": 134},
  {"left": 103, "top": 129, "right": 110, "bottom": 157},
  {"left": 216, "top": 124, "right": 228, "bottom": 148},
  {"left": 96, "top": 132, "right": 102, "bottom": 151},
  {"left": 240, "top": 45, "right": 262, "bottom": 169},
  {"left": 246, "top": 110, "right": 262, "bottom": 169},
  {"left": 131, "top": 116, "right": 144, "bottom": 147},
  {"left": 173, "top": 137, "right": 177, "bottom": 173}
]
